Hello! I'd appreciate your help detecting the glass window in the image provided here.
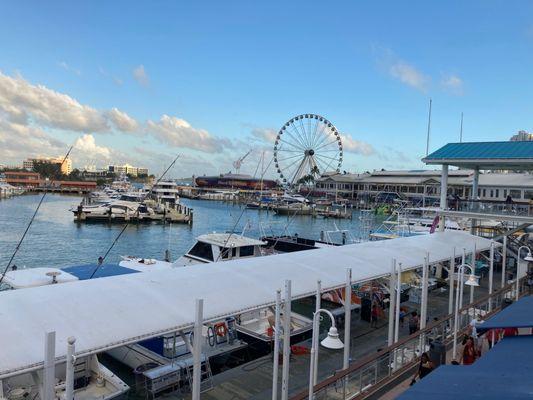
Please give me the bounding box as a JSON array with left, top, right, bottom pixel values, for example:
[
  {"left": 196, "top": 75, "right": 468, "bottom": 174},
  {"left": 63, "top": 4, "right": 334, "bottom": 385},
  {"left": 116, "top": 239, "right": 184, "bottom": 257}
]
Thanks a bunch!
[
  {"left": 503, "top": 189, "right": 507, "bottom": 197},
  {"left": 495, "top": 189, "right": 499, "bottom": 198},
  {"left": 490, "top": 190, "right": 494, "bottom": 198},
  {"left": 239, "top": 246, "right": 255, "bottom": 257},
  {"left": 482, "top": 189, "right": 486, "bottom": 197},
  {"left": 189, "top": 241, "right": 214, "bottom": 261},
  {"left": 524, "top": 190, "right": 533, "bottom": 200},
  {"left": 510, "top": 189, "right": 521, "bottom": 199},
  {"left": 219, "top": 247, "right": 230, "bottom": 259}
]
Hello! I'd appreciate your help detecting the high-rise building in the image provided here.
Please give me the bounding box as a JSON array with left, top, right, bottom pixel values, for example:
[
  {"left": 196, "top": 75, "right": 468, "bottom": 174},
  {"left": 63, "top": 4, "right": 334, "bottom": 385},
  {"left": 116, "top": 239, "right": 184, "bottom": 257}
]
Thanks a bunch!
[
  {"left": 23, "top": 157, "right": 72, "bottom": 175},
  {"left": 510, "top": 130, "right": 533, "bottom": 141},
  {"left": 108, "top": 164, "right": 148, "bottom": 177}
]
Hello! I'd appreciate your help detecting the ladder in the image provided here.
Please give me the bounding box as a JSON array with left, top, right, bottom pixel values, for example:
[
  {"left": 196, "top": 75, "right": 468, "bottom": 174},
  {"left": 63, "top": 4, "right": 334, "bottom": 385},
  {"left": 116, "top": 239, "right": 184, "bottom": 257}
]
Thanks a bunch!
[{"left": 184, "top": 356, "right": 214, "bottom": 394}]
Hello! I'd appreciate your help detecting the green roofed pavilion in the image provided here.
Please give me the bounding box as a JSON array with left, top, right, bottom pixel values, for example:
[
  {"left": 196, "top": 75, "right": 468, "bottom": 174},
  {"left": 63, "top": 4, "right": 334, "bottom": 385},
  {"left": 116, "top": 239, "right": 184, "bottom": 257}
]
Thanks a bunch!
[{"left": 422, "top": 141, "right": 533, "bottom": 170}]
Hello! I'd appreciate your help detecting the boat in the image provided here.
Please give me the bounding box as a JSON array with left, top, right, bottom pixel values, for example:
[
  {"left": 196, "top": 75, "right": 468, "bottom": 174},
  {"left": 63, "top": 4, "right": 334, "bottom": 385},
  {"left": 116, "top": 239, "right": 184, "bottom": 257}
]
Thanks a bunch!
[
  {"left": 273, "top": 202, "right": 314, "bottom": 215},
  {"left": 149, "top": 180, "right": 180, "bottom": 204},
  {"left": 245, "top": 201, "right": 260, "bottom": 209},
  {"left": 194, "top": 173, "right": 278, "bottom": 190}
]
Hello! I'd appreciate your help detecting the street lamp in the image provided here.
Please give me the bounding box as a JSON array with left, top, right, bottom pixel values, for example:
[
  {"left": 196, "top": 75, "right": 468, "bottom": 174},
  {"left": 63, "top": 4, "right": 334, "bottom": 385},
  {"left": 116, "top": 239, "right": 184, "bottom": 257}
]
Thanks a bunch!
[
  {"left": 452, "top": 262, "right": 478, "bottom": 360},
  {"left": 308, "top": 309, "right": 344, "bottom": 399},
  {"left": 515, "top": 246, "right": 532, "bottom": 300}
]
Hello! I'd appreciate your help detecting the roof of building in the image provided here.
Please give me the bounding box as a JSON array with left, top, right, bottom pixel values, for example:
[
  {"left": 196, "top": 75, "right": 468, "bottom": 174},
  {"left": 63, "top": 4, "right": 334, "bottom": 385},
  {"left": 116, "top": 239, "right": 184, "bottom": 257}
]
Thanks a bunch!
[
  {"left": 398, "top": 335, "right": 533, "bottom": 400},
  {"left": 477, "top": 295, "right": 533, "bottom": 334},
  {"left": 0, "top": 231, "right": 495, "bottom": 378},
  {"left": 423, "top": 141, "right": 533, "bottom": 169}
]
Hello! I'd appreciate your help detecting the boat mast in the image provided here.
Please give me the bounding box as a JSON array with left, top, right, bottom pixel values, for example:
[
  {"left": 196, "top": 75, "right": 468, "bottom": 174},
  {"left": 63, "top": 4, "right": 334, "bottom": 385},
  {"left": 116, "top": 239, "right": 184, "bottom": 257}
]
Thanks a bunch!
[
  {"left": 425, "top": 98, "right": 432, "bottom": 156},
  {"left": 459, "top": 112, "right": 464, "bottom": 143}
]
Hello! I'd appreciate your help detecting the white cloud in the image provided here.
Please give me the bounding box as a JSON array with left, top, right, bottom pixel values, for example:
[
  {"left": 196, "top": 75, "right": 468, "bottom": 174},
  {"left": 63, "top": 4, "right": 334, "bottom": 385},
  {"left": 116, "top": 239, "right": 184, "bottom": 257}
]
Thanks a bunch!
[
  {"left": 133, "top": 65, "right": 149, "bottom": 87},
  {"left": 106, "top": 108, "right": 139, "bottom": 132},
  {"left": 340, "top": 133, "right": 375, "bottom": 156},
  {"left": 147, "top": 115, "right": 231, "bottom": 152},
  {"left": 58, "top": 61, "right": 81, "bottom": 76},
  {"left": 251, "top": 127, "right": 278, "bottom": 143},
  {"left": 389, "top": 62, "right": 429, "bottom": 92},
  {"left": 73, "top": 134, "right": 112, "bottom": 160},
  {"left": 0, "top": 71, "right": 108, "bottom": 132},
  {"left": 441, "top": 74, "right": 464, "bottom": 95}
]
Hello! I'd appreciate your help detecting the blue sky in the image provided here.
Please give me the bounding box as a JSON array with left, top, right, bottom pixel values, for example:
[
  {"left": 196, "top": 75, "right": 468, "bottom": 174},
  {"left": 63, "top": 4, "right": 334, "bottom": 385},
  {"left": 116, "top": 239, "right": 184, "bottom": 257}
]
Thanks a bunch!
[{"left": 1, "top": 1, "right": 532, "bottom": 177}]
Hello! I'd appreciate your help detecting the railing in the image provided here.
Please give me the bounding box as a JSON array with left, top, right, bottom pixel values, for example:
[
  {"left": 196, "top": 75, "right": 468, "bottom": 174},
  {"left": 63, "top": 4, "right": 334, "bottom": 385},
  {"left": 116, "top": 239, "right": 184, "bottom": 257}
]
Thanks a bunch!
[
  {"left": 290, "top": 278, "right": 528, "bottom": 400},
  {"left": 453, "top": 199, "right": 532, "bottom": 217}
]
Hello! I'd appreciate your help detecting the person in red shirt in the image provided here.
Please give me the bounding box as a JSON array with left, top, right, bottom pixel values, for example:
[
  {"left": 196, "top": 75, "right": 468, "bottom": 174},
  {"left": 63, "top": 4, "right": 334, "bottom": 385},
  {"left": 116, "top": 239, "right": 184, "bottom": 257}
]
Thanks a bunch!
[{"left": 462, "top": 336, "right": 477, "bottom": 365}]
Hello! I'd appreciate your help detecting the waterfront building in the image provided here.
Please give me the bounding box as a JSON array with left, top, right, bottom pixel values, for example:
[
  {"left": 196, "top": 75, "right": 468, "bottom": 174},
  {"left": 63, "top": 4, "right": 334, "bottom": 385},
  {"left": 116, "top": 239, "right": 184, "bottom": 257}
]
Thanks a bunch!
[
  {"left": 315, "top": 169, "right": 533, "bottom": 204},
  {"left": 23, "top": 157, "right": 72, "bottom": 175},
  {"left": 4, "top": 171, "right": 41, "bottom": 187},
  {"left": 194, "top": 173, "right": 279, "bottom": 190},
  {"left": 108, "top": 164, "right": 148, "bottom": 177}
]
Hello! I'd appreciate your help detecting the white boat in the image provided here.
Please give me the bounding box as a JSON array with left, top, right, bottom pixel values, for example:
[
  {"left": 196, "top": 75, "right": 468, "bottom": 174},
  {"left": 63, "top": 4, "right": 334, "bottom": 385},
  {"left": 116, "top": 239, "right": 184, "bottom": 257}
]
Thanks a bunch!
[
  {"left": 71, "top": 200, "right": 156, "bottom": 221},
  {"left": 149, "top": 180, "right": 180, "bottom": 204}
]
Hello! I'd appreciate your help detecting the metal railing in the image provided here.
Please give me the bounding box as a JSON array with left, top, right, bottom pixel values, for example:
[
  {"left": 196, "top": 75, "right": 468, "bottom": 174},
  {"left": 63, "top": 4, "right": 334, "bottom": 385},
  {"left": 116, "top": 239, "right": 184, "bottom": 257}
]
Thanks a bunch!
[
  {"left": 454, "top": 199, "right": 532, "bottom": 217},
  {"left": 290, "top": 278, "right": 529, "bottom": 400}
]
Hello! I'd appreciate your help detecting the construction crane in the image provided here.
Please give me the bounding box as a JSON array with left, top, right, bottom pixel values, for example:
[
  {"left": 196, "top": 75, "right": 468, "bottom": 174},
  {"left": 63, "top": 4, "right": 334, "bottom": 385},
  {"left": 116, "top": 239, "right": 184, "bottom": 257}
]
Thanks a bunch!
[{"left": 232, "top": 150, "right": 252, "bottom": 174}]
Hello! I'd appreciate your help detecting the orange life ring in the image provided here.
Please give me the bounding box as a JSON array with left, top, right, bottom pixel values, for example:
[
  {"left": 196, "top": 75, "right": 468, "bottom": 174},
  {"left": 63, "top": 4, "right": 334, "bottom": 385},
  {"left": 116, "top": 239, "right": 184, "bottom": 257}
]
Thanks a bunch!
[{"left": 214, "top": 322, "right": 227, "bottom": 337}]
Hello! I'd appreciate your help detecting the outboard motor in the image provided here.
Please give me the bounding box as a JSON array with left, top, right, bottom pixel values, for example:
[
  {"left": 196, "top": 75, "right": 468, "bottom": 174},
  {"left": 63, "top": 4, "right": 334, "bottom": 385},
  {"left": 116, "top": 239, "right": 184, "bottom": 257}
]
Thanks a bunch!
[{"left": 226, "top": 317, "right": 237, "bottom": 344}]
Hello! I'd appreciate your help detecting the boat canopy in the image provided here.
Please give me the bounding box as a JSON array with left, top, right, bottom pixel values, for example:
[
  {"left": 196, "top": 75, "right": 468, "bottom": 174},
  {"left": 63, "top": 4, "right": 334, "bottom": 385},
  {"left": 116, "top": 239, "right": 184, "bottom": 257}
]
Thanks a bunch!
[
  {"left": 0, "top": 231, "right": 496, "bottom": 378},
  {"left": 1, "top": 267, "right": 79, "bottom": 289},
  {"left": 196, "top": 233, "right": 266, "bottom": 247}
]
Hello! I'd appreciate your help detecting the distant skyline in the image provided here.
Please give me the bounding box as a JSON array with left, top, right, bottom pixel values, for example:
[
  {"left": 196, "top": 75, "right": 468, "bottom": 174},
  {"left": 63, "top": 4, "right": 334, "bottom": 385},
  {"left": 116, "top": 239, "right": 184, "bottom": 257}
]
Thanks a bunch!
[{"left": 1, "top": 1, "right": 533, "bottom": 178}]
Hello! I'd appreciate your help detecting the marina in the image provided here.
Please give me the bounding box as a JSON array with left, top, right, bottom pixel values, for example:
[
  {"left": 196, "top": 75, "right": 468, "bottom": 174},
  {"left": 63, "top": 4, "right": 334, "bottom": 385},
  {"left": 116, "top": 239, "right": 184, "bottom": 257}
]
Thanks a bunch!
[{"left": 2, "top": 4, "right": 533, "bottom": 399}]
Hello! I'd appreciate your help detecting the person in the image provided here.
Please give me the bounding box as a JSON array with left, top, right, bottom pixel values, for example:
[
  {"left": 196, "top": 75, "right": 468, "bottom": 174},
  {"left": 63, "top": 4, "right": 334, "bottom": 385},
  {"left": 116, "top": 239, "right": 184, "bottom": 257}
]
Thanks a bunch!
[
  {"left": 486, "top": 328, "right": 502, "bottom": 349},
  {"left": 503, "top": 326, "right": 519, "bottom": 337},
  {"left": 370, "top": 299, "right": 379, "bottom": 328},
  {"left": 469, "top": 314, "right": 482, "bottom": 343},
  {"left": 411, "top": 352, "right": 434, "bottom": 385},
  {"left": 399, "top": 307, "right": 407, "bottom": 327},
  {"left": 408, "top": 311, "right": 419, "bottom": 335},
  {"left": 97, "top": 256, "right": 103, "bottom": 266},
  {"left": 462, "top": 336, "right": 477, "bottom": 365}
]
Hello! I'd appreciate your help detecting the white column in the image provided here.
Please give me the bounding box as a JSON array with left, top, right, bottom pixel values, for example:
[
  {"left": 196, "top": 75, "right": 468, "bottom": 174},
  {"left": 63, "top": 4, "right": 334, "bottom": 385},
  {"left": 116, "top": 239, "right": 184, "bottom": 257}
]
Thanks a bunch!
[
  {"left": 448, "top": 252, "right": 455, "bottom": 315},
  {"left": 501, "top": 236, "right": 507, "bottom": 288},
  {"left": 192, "top": 299, "right": 204, "bottom": 400},
  {"left": 343, "top": 269, "right": 352, "bottom": 369},
  {"left": 65, "top": 337, "right": 76, "bottom": 400},
  {"left": 281, "top": 280, "right": 292, "bottom": 400},
  {"left": 308, "top": 314, "right": 319, "bottom": 400},
  {"left": 439, "top": 164, "right": 449, "bottom": 231},
  {"left": 452, "top": 264, "right": 461, "bottom": 361},
  {"left": 394, "top": 263, "right": 402, "bottom": 343},
  {"left": 43, "top": 331, "right": 56, "bottom": 400},
  {"left": 272, "top": 289, "right": 281, "bottom": 400},
  {"left": 313, "top": 281, "right": 321, "bottom": 386},
  {"left": 488, "top": 242, "right": 494, "bottom": 312},
  {"left": 388, "top": 259, "right": 397, "bottom": 346},
  {"left": 420, "top": 255, "right": 429, "bottom": 330},
  {"left": 472, "top": 168, "right": 479, "bottom": 201},
  {"left": 470, "top": 247, "right": 475, "bottom": 304}
]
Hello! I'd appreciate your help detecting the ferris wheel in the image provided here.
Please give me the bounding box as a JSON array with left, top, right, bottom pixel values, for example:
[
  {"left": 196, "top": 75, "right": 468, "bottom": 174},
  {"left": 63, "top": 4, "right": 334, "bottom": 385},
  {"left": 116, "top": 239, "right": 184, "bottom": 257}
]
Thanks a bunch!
[{"left": 273, "top": 114, "right": 343, "bottom": 186}]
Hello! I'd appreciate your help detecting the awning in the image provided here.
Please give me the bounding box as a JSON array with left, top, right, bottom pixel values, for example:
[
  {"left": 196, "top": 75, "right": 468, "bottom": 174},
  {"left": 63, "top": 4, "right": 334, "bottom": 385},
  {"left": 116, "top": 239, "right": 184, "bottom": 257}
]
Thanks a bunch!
[
  {"left": 0, "top": 231, "right": 495, "bottom": 378},
  {"left": 477, "top": 295, "right": 533, "bottom": 334},
  {"left": 398, "top": 335, "right": 533, "bottom": 399}
]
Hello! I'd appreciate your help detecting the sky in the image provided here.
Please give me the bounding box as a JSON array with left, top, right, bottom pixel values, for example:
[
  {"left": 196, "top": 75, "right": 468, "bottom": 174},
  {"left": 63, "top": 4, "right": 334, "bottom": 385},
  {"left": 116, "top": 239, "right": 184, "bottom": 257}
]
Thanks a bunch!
[{"left": 1, "top": 1, "right": 533, "bottom": 178}]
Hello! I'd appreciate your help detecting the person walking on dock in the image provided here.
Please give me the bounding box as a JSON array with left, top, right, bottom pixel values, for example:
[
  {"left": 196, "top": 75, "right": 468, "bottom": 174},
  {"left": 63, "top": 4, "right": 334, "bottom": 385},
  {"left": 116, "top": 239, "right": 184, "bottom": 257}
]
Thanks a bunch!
[{"left": 408, "top": 311, "right": 419, "bottom": 335}]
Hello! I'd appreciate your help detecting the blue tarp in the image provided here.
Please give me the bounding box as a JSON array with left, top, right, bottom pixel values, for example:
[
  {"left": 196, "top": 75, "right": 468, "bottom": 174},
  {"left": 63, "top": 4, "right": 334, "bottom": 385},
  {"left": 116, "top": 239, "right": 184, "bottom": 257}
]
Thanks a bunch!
[
  {"left": 477, "top": 295, "right": 533, "bottom": 334},
  {"left": 62, "top": 263, "right": 139, "bottom": 280},
  {"left": 398, "top": 335, "right": 533, "bottom": 399}
]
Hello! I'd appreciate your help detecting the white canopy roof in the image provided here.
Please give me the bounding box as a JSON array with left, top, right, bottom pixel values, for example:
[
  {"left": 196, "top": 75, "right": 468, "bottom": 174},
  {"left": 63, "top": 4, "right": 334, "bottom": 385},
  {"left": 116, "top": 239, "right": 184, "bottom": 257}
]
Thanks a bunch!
[
  {"left": 2, "top": 267, "right": 79, "bottom": 289},
  {"left": 0, "top": 231, "right": 495, "bottom": 378}
]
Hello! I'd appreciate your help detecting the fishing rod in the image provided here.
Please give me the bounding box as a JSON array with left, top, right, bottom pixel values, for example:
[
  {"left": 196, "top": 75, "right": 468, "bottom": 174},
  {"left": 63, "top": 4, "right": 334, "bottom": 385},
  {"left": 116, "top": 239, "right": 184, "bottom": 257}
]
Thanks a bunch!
[
  {"left": 0, "top": 146, "right": 74, "bottom": 285},
  {"left": 89, "top": 154, "right": 180, "bottom": 279}
]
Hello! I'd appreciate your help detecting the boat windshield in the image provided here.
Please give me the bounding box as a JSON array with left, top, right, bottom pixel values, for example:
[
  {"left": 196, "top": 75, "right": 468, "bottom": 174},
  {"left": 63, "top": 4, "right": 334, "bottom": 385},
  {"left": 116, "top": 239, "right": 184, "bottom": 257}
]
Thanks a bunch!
[{"left": 188, "top": 241, "right": 214, "bottom": 261}]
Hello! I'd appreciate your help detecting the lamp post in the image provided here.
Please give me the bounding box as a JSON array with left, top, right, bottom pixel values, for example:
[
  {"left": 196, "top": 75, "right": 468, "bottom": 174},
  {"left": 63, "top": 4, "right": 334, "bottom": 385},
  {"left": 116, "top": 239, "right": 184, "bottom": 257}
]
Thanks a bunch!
[
  {"left": 516, "top": 246, "right": 533, "bottom": 300},
  {"left": 452, "top": 262, "right": 479, "bottom": 360},
  {"left": 308, "top": 309, "right": 344, "bottom": 400}
]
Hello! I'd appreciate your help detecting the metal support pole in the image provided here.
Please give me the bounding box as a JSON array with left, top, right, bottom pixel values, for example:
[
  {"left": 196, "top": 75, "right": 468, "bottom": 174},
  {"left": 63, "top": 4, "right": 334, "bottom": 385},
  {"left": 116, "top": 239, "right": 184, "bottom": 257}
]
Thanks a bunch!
[
  {"left": 448, "top": 251, "right": 455, "bottom": 315},
  {"left": 313, "top": 280, "right": 321, "bottom": 386},
  {"left": 459, "top": 250, "right": 465, "bottom": 308},
  {"left": 343, "top": 269, "right": 352, "bottom": 369},
  {"left": 65, "top": 337, "right": 76, "bottom": 400},
  {"left": 281, "top": 280, "right": 292, "bottom": 400},
  {"left": 394, "top": 263, "right": 402, "bottom": 343},
  {"left": 388, "top": 260, "right": 397, "bottom": 346},
  {"left": 43, "top": 331, "right": 56, "bottom": 400},
  {"left": 272, "top": 289, "right": 281, "bottom": 400},
  {"left": 488, "top": 242, "right": 494, "bottom": 312},
  {"left": 470, "top": 247, "right": 475, "bottom": 304},
  {"left": 420, "top": 254, "right": 429, "bottom": 330},
  {"left": 502, "top": 236, "right": 507, "bottom": 288},
  {"left": 452, "top": 264, "right": 461, "bottom": 361},
  {"left": 439, "top": 164, "right": 449, "bottom": 231},
  {"left": 192, "top": 299, "right": 204, "bottom": 400},
  {"left": 308, "top": 313, "right": 319, "bottom": 400}
]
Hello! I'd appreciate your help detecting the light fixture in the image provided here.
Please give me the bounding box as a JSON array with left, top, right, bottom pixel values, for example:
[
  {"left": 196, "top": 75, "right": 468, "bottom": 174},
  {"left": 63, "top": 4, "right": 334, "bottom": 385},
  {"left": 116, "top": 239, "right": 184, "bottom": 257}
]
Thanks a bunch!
[
  {"left": 465, "top": 274, "right": 479, "bottom": 287},
  {"left": 524, "top": 251, "right": 533, "bottom": 263},
  {"left": 320, "top": 326, "right": 344, "bottom": 349}
]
